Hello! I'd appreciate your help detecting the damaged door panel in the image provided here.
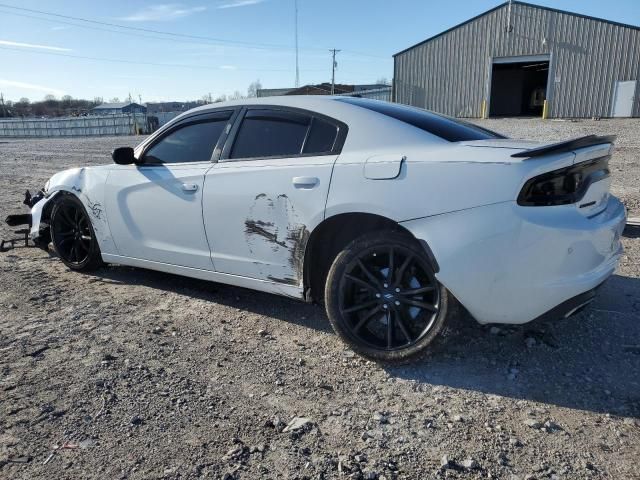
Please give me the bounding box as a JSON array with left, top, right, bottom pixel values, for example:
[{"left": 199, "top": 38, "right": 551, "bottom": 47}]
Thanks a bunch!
[
  {"left": 203, "top": 159, "right": 334, "bottom": 285},
  {"left": 202, "top": 105, "right": 344, "bottom": 286}
]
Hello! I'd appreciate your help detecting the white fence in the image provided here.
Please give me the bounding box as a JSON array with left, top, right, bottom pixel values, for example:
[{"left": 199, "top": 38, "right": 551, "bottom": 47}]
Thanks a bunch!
[{"left": 0, "top": 114, "right": 148, "bottom": 138}]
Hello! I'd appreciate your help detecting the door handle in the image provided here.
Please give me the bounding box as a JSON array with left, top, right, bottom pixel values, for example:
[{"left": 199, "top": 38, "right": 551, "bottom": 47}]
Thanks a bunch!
[
  {"left": 292, "top": 176, "right": 319, "bottom": 189},
  {"left": 181, "top": 183, "right": 199, "bottom": 193}
]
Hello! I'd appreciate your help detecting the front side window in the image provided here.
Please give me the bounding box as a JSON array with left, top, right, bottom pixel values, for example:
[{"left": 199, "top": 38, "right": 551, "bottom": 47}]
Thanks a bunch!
[
  {"left": 144, "top": 115, "right": 229, "bottom": 164},
  {"left": 230, "top": 109, "right": 340, "bottom": 159}
]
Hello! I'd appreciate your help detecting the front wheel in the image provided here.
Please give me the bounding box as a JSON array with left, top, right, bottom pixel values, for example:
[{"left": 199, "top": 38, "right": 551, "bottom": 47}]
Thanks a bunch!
[
  {"left": 324, "top": 231, "right": 450, "bottom": 363},
  {"left": 50, "top": 194, "right": 103, "bottom": 271}
]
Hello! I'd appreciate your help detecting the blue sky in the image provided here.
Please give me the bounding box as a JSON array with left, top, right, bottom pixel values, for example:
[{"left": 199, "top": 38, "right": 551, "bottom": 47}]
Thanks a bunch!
[{"left": 0, "top": 0, "right": 638, "bottom": 102}]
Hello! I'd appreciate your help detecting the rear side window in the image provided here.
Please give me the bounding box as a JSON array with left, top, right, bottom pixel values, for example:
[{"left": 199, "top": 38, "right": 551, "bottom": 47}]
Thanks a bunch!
[
  {"left": 230, "top": 109, "right": 340, "bottom": 159},
  {"left": 336, "top": 97, "right": 504, "bottom": 142},
  {"left": 144, "top": 114, "right": 230, "bottom": 164},
  {"left": 231, "top": 110, "right": 309, "bottom": 159},
  {"left": 303, "top": 117, "right": 338, "bottom": 154}
]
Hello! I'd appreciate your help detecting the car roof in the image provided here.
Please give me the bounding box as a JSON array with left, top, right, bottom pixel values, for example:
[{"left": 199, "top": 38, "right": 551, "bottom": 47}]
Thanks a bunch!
[
  {"left": 148, "top": 96, "right": 451, "bottom": 155},
  {"left": 186, "top": 95, "right": 345, "bottom": 114}
]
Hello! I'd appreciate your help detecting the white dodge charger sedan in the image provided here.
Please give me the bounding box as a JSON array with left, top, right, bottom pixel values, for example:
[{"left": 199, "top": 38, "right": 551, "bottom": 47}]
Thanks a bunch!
[{"left": 5, "top": 96, "right": 626, "bottom": 362}]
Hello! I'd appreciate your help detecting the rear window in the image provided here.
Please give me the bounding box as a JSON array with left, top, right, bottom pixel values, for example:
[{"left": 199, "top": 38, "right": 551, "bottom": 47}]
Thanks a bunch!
[{"left": 336, "top": 97, "right": 505, "bottom": 142}]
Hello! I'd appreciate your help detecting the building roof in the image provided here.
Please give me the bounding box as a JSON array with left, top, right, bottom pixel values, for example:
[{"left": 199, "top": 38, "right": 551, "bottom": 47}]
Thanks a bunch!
[
  {"left": 285, "top": 83, "right": 355, "bottom": 95},
  {"left": 92, "top": 102, "right": 143, "bottom": 110},
  {"left": 283, "top": 83, "right": 389, "bottom": 96},
  {"left": 257, "top": 88, "right": 296, "bottom": 97},
  {"left": 394, "top": 1, "right": 640, "bottom": 57}
]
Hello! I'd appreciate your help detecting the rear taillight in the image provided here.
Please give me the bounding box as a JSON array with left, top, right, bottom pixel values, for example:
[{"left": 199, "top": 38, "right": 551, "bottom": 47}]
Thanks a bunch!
[{"left": 517, "top": 157, "right": 610, "bottom": 206}]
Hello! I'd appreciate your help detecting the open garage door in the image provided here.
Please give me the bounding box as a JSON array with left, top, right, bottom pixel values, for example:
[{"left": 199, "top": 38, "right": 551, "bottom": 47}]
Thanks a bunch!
[{"left": 490, "top": 56, "right": 549, "bottom": 117}]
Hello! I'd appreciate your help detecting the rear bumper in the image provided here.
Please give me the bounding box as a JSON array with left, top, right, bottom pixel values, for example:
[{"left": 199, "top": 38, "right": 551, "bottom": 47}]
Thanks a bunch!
[
  {"left": 533, "top": 284, "right": 601, "bottom": 322},
  {"left": 401, "top": 195, "right": 626, "bottom": 324}
]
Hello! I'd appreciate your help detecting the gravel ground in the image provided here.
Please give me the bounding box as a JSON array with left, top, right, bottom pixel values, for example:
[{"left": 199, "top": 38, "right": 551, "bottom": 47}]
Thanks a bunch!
[{"left": 0, "top": 119, "right": 639, "bottom": 480}]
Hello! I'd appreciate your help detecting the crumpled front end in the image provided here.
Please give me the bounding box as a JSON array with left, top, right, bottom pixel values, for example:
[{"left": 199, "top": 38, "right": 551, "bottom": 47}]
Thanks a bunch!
[
  {"left": 1, "top": 189, "right": 52, "bottom": 252},
  {"left": 2, "top": 165, "right": 112, "bottom": 254}
]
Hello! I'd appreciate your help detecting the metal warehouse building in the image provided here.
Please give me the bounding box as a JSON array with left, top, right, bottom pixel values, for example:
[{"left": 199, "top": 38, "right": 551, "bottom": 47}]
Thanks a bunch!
[{"left": 393, "top": 1, "right": 640, "bottom": 118}]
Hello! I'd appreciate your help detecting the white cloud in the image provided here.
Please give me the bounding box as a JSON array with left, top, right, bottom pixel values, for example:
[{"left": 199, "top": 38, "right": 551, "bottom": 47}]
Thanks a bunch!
[
  {"left": 0, "top": 39, "right": 71, "bottom": 52},
  {"left": 217, "top": 0, "right": 265, "bottom": 9},
  {"left": 219, "top": 65, "right": 237, "bottom": 70},
  {"left": 0, "top": 78, "right": 65, "bottom": 97},
  {"left": 121, "top": 4, "right": 206, "bottom": 21}
]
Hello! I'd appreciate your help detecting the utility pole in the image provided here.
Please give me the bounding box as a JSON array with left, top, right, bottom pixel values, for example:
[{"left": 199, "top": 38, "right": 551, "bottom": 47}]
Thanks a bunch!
[
  {"left": 294, "top": 0, "right": 300, "bottom": 87},
  {"left": 138, "top": 94, "right": 142, "bottom": 104},
  {"left": 330, "top": 49, "right": 340, "bottom": 95},
  {"left": 0, "top": 92, "right": 6, "bottom": 118}
]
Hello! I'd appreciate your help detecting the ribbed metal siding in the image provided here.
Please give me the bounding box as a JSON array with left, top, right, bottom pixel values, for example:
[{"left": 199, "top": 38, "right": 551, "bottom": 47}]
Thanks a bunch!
[{"left": 394, "top": 3, "right": 640, "bottom": 118}]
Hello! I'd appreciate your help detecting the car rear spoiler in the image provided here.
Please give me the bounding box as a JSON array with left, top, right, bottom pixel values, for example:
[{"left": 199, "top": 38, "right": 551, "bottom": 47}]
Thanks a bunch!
[{"left": 511, "top": 135, "right": 616, "bottom": 159}]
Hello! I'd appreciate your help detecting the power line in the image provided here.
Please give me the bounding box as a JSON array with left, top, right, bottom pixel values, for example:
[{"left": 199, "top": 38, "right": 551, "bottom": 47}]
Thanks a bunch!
[
  {"left": 0, "top": 3, "right": 294, "bottom": 51},
  {"left": 0, "top": 9, "right": 254, "bottom": 50},
  {"left": 0, "top": 45, "right": 326, "bottom": 73},
  {"left": 0, "top": 3, "right": 393, "bottom": 60}
]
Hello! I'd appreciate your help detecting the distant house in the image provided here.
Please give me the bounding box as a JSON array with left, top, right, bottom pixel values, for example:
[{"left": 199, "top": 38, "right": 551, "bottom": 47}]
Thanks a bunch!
[{"left": 91, "top": 102, "right": 147, "bottom": 115}]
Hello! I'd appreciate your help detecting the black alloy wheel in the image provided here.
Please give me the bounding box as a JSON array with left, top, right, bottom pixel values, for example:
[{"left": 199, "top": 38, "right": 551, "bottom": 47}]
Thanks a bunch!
[
  {"left": 325, "top": 231, "right": 449, "bottom": 363},
  {"left": 51, "top": 195, "right": 103, "bottom": 271}
]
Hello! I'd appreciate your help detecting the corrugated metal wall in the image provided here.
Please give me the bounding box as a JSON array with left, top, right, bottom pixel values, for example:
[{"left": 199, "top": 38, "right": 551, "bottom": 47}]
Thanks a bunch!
[{"left": 394, "top": 2, "right": 640, "bottom": 118}]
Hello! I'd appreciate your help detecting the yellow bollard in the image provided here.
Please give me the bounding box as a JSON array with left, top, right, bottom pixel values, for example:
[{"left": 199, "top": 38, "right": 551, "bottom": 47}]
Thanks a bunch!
[
  {"left": 542, "top": 100, "right": 548, "bottom": 120},
  {"left": 481, "top": 100, "right": 487, "bottom": 119}
]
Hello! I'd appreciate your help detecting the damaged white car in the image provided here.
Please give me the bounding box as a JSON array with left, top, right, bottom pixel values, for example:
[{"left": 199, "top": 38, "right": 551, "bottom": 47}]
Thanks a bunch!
[{"left": 4, "top": 96, "right": 626, "bottom": 362}]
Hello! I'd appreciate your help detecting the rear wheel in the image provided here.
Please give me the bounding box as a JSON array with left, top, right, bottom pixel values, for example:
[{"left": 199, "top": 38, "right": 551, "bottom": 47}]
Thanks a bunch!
[
  {"left": 325, "top": 231, "right": 449, "bottom": 363},
  {"left": 50, "top": 195, "right": 103, "bottom": 271}
]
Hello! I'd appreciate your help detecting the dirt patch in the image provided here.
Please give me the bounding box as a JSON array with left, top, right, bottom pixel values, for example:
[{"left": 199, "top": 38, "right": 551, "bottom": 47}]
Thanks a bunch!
[{"left": 0, "top": 124, "right": 639, "bottom": 479}]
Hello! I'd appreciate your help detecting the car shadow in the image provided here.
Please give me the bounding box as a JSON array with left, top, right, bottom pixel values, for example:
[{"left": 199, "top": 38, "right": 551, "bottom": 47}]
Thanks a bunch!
[
  {"left": 85, "top": 263, "right": 639, "bottom": 417},
  {"left": 387, "top": 274, "right": 640, "bottom": 418},
  {"left": 86, "top": 263, "right": 332, "bottom": 334}
]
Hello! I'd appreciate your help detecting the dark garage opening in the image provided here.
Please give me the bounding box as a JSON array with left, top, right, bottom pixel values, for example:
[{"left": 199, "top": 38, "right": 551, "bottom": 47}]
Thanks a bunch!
[{"left": 489, "top": 61, "right": 549, "bottom": 117}]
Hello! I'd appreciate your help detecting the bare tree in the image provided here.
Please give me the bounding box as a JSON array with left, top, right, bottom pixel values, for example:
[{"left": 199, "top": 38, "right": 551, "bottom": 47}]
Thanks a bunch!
[
  {"left": 214, "top": 94, "right": 228, "bottom": 103},
  {"left": 229, "top": 91, "right": 244, "bottom": 100},
  {"left": 376, "top": 77, "right": 391, "bottom": 86},
  {"left": 247, "top": 79, "right": 262, "bottom": 98},
  {"left": 109, "top": 97, "right": 120, "bottom": 103}
]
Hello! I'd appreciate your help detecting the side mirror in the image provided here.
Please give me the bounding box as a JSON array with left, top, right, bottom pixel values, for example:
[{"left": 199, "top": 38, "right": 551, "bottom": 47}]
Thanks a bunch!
[{"left": 112, "top": 147, "right": 136, "bottom": 165}]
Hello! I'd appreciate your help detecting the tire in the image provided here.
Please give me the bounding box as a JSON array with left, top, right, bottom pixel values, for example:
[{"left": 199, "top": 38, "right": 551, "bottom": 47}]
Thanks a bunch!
[
  {"left": 50, "top": 194, "right": 103, "bottom": 271},
  {"left": 324, "top": 231, "right": 450, "bottom": 363}
]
